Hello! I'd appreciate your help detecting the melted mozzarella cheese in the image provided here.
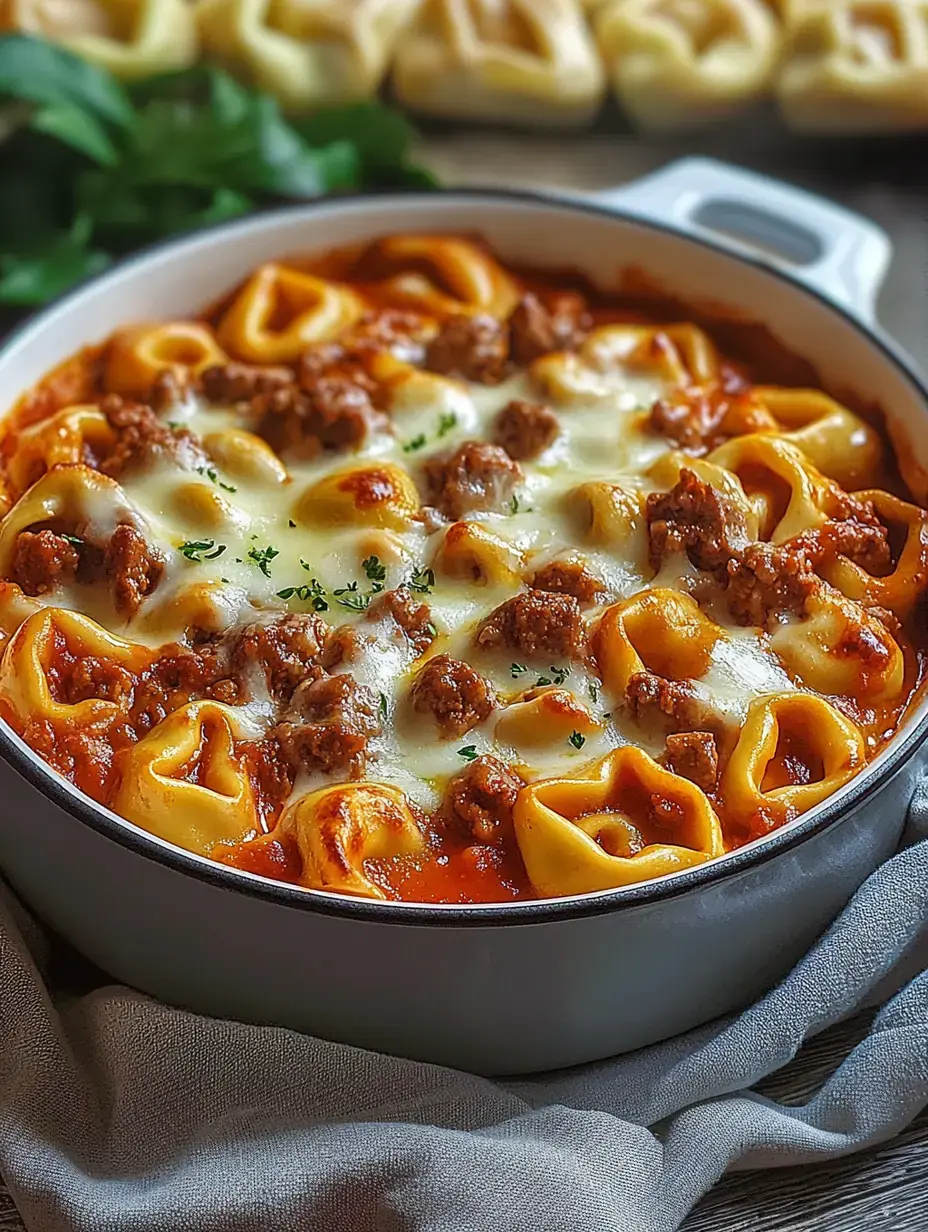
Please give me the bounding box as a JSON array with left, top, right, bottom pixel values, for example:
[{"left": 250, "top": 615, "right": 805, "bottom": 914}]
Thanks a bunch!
[{"left": 21, "top": 336, "right": 802, "bottom": 811}]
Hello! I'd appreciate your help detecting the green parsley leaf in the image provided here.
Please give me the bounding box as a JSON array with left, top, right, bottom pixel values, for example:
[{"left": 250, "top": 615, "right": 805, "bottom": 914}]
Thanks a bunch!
[
  {"left": 551, "top": 665, "right": 570, "bottom": 686},
  {"left": 425, "top": 621, "right": 438, "bottom": 638},
  {"left": 457, "top": 745, "right": 478, "bottom": 761},
  {"left": 407, "top": 565, "right": 435, "bottom": 594},
  {"left": 180, "top": 539, "right": 225, "bottom": 562},
  {"left": 379, "top": 692, "right": 388, "bottom": 721},
  {"left": 362, "top": 555, "right": 387, "bottom": 591},
  {"left": 402, "top": 433, "right": 427, "bottom": 454},
  {"left": 59, "top": 533, "right": 83, "bottom": 547},
  {"left": 588, "top": 681, "right": 601, "bottom": 705},
  {"left": 510, "top": 663, "right": 527, "bottom": 678},
  {"left": 197, "top": 465, "right": 236, "bottom": 493},
  {"left": 276, "top": 577, "right": 328, "bottom": 611},
  {"left": 437, "top": 411, "right": 457, "bottom": 436},
  {"left": 534, "top": 675, "right": 553, "bottom": 688},
  {"left": 247, "top": 544, "right": 279, "bottom": 577},
  {"left": 333, "top": 580, "right": 370, "bottom": 612},
  {"left": 568, "top": 731, "right": 586, "bottom": 750}
]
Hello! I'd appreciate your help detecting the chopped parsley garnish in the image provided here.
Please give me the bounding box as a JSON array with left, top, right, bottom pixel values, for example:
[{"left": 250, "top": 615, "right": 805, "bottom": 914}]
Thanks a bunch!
[
  {"left": 510, "top": 663, "right": 527, "bottom": 678},
  {"left": 362, "top": 555, "right": 387, "bottom": 592},
  {"left": 197, "top": 465, "right": 236, "bottom": 493},
  {"left": 509, "top": 494, "right": 532, "bottom": 515},
  {"left": 535, "top": 665, "right": 568, "bottom": 688},
  {"left": 569, "top": 731, "right": 586, "bottom": 750},
  {"left": 408, "top": 565, "right": 435, "bottom": 594},
  {"left": 180, "top": 539, "right": 226, "bottom": 562},
  {"left": 379, "top": 692, "right": 389, "bottom": 721},
  {"left": 402, "top": 433, "right": 427, "bottom": 453},
  {"left": 425, "top": 621, "right": 438, "bottom": 637},
  {"left": 166, "top": 420, "right": 182, "bottom": 430},
  {"left": 276, "top": 578, "right": 328, "bottom": 611},
  {"left": 60, "top": 533, "right": 83, "bottom": 547},
  {"left": 457, "top": 745, "right": 478, "bottom": 761},
  {"left": 437, "top": 411, "right": 457, "bottom": 436},
  {"left": 247, "top": 544, "right": 279, "bottom": 577},
  {"left": 588, "top": 681, "right": 601, "bottom": 705},
  {"left": 333, "top": 580, "right": 370, "bottom": 612}
]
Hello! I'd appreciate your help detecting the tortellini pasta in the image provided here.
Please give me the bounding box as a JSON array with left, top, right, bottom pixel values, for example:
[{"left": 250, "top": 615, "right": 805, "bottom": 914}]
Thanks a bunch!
[
  {"left": 216, "top": 264, "right": 365, "bottom": 363},
  {"left": 278, "top": 782, "right": 425, "bottom": 897},
  {"left": 533, "top": 323, "right": 720, "bottom": 404},
  {"left": 362, "top": 235, "right": 521, "bottom": 319},
  {"left": 104, "top": 323, "right": 228, "bottom": 398},
  {"left": 0, "top": 464, "right": 144, "bottom": 579},
  {"left": 2, "top": 0, "right": 198, "bottom": 77},
  {"left": 114, "top": 702, "right": 258, "bottom": 853},
  {"left": 433, "top": 520, "right": 524, "bottom": 586},
  {"left": 820, "top": 490, "right": 928, "bottom": 619},
  {"left": 514, "top": 745, "right": 725, "bottom": 896},
  {"left": 195, "top": 0, "right": 419, "bottom": 109},
  {"left": 5, "top": 405, "right": 116, "bottom": 499},
  {"left": 595, "top": 588, "right": 724, "bottom": 698},
  {"left": 751, "top": 387, "right": 884, "bottom": 490},
  {"left": 706, "top": 433, "right": 838, "bottom": 542},
  {"left": 769, "top": 587, "right": 905, "bottom": 702},
  {"left": 777, "top": 0, "right": 928, "bottom": 132},
  {"left": 4, "top": 234, "right": 927, "bottom": 908},
  {"left": 392, "top": 0, "right": 606, "bottom": 127},
  {"left": 595, "top": 0, "right": 781, "bottom": 130},
  {"left": 0, "top": 607, "right": 152, "bottom": 725},
  {"left": 721, "top": 693, "right": 866, "bottom": 831},
  {"left": 294, "top": 463, "right": 420, "bottom": 530}
]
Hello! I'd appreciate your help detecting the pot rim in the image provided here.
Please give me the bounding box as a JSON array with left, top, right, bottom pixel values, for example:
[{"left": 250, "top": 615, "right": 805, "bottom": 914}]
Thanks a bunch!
[{"left": 1, "top": 184, "right": 927, "bottom": 927}]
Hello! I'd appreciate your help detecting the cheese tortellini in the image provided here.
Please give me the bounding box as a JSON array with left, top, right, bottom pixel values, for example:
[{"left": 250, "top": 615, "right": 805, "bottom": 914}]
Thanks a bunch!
[
  {"left": 595, "top": 0, "right": 781, "bottom": 129},
  {"left": 195, "top": 0, "right": 419, "bottom": 110},
  {"left": 514, "top": 746, "right": 725, "bottom": 896},
  {"left": 777, "top": 0, "right": 928, "bottom": 132},
  {"left": 2, "top": 233, "right": 926, "bottom": 910},
  {"left": 2, "top": 0, "right": 198, "bottom": 77},
  {"left": 393, "top": 0, "right": 606, "bottom": 126}
]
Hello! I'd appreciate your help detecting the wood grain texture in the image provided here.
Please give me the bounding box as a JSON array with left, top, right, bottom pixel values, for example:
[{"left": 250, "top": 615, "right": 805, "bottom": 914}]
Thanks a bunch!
[{"left": 1, "top": 127, "right": 926, "bottom": 1231}]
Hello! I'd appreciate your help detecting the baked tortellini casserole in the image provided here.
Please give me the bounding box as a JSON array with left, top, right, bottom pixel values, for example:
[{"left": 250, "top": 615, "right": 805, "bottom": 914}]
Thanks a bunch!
[{"left": 2, "top": 236, "right": 927, "bottom": 904}]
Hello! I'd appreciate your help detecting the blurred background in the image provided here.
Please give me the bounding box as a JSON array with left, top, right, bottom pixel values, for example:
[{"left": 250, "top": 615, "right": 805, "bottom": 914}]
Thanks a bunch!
[{"left": 0, "top": 0, "right": 926, "bottom": 357}]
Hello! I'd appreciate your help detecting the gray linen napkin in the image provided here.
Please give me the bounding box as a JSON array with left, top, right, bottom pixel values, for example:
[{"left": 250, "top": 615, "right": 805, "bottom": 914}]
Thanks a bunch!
[{"left": 0, "top": 787, "right": 926, "bottom": 1232}]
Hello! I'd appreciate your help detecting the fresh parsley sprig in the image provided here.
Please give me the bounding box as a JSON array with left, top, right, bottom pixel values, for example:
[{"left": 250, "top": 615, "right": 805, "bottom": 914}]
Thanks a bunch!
[
  {"left": 0, "top": 37, "right": 438, "bottom": 307},
  {"left": 180, "top": 539, "right": 225, "bottom": 562}
]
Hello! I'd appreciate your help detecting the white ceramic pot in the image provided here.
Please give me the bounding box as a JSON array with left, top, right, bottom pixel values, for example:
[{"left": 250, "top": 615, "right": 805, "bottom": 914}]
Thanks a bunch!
[{"left": 0, "top": 159, "right": 925, "bottom": 1075}]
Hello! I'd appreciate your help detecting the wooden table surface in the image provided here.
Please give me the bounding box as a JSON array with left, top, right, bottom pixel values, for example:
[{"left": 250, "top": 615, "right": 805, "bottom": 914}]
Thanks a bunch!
[{"left": 2, "top": 120, "right": 927, "bottom": 1230}]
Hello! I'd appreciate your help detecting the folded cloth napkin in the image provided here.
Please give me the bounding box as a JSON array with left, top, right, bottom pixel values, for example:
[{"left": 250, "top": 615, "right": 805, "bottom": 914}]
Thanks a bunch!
[{"left": 0, "top": 789, "right": 926, "bottom": 1232}]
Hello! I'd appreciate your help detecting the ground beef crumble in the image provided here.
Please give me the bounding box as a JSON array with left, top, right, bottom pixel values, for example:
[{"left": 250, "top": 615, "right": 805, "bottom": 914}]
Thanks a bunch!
[
  {"left": 476, "top": 591, "right": 589, "bottom": 662},
  {"left": 663, "top": 730, "right": 719, "bottom": 792},
  {"left": 646, "top": 468, "right": 751, "bottom": 574},
  {"left": 492, "top": 399, "right": 559, "bottom": 461},
  {"left": 442, "top": 754, "right": 523, "bottom": 845},
  {"left": 409, "top": 654, "right": 495, "bottom": 738},
  {"left": 424, "top": 441, "right": 522, "bottom": 521},
  {"left": 273, "top": 672, "right": 381, "bottom": 777},
  {"left": 424, "top": 314, "right": 509, "bottom": 384}
]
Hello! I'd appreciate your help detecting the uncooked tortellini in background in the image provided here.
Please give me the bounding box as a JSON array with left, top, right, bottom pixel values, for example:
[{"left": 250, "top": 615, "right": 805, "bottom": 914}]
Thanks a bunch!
[
  {"left": 776, "top": 0, "right": 928, "bottom": 132},
  {"left": 195, "top": 0, "right": 420, "bottom": 110},
  {"left": 392, "top": 0, "right": 606, "bottom": 127},
  {"left": 595, "top": 0, "right": 782, "bottom": 130},
  {"left": 0, "top": 0, "right": 198, "bottom": 78}
]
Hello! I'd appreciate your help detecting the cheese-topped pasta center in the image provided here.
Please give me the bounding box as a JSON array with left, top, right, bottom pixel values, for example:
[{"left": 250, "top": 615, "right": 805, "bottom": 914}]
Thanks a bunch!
[{"left": 0, "top": 234, "right": 924, "bottom": 904}]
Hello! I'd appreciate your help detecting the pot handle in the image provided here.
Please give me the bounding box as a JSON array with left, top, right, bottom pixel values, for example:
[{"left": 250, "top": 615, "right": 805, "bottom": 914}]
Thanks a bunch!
[{"left": 594, "top": 157, "right": 891, "bottom": 324}]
